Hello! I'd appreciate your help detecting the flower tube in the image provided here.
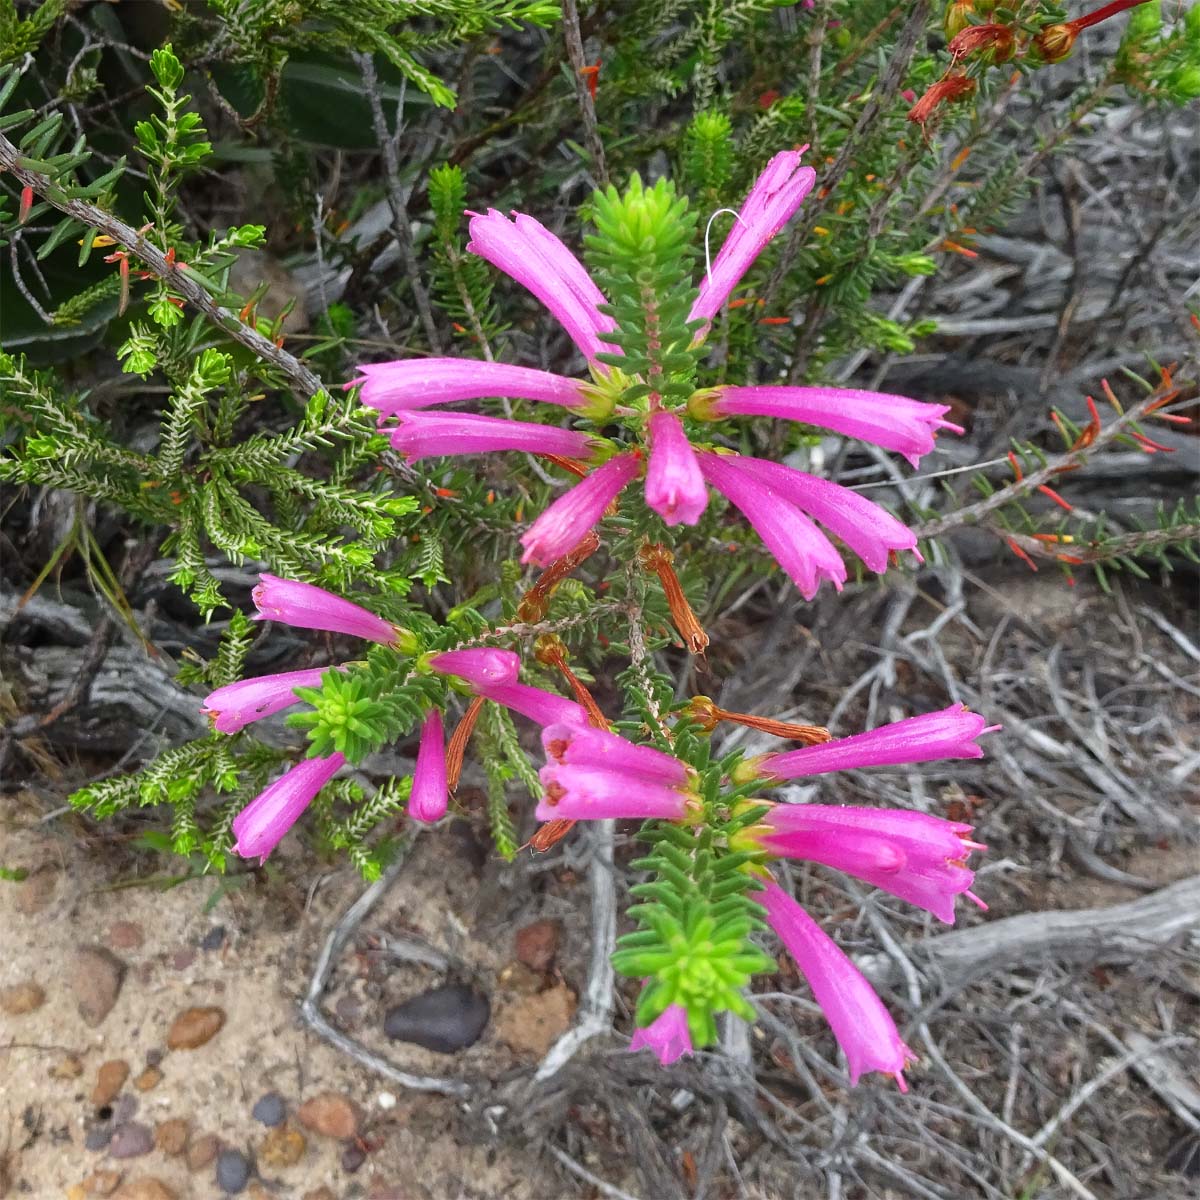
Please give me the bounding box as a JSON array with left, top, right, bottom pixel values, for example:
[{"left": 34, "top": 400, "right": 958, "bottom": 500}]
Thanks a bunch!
[
  {"left": 759, "top": 704, "right": 998, "bottom": 780},
  {"left": 232, "top": 753, "right": 346, "bottom": 864},
  {"left": 644, "top": 410, "right": 708, "bottom": 526},
  {"left": 691, "top": 150, "right": 817, "bottom": 324},
  {"left": 520, "top": 452, "right": 642, "bottom": 566},
  {"left": 759, "top": 878, "right": 916, "bottom": 1089},
  {"left": 427, "top": 648, "right": 521, "bottom": 689},
  {"left": 542, "top": 722, "right": 689, "bottom": 786},
  {"left": 467, "top": 209, "right": 618, "bottom": 364},
  {"left": 251, "top": 575, "right": 402, "bottom": 646},
  {"left": 699, "top": 452, "right": 846, "bottom": 599},
  {"left": 630, "top": 1003, "right": 693, "bottom": 1066},
  {"left": 475, "top": 680, "right": 589, "bottom": 728},
  {"left": 389, "top": 410, "right": 597, "bottom": 463},
  {"left": 753, "top": 804, "right": 986, "bottom": 924},
  {"left": 719, "top": 454, "right": 919, "bottom": 573},
  {"left": 704, "top": 386, "right": 962, "bottom": 468},
  {"left": 408, "top": 710, "right": 448, "bottom": 823},
  {"left": 536, "top": 763, "right": 691, "bottom": 822},
  {"left": 202, "top": 667, "right": 333, "bottom": 734},
  {"left": 351, "top": 359, "right": 589, "bottom": 416}
]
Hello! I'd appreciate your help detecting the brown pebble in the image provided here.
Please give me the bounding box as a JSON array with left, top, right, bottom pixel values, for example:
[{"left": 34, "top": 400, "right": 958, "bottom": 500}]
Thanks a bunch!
[
  {"left": 514, "top": 918, "right": 562, "bottom": 973},
  {"left": 133, "top": 1066, "right": 162, "bottom": 1092},
  {"left": 51, "top": 1053, "right": 84, "bottom": 1080},
  {"left": 84, "top": 1169, "right": 123, "bottom": 1195},
  {"left": 166, "top": 1005, "right": 225, "bottom": 1050},
  {"left": 71, "top": 945, "right": 126, "bottom": 1027},
  {"left": 113, "top": 1180, "right": 177, "bottom": 1200},
  {"left": 107, "top": 921, "right": 145, "bottom": 951},
  {"left": 301, "top": 1190, "right": 336, "bottom": 1200},
  {"left": 154, "top": 1117, "right": 188, "bottom": 1156},
  {"left": 0, "top": 981, "right": 46, "bottom": 1015},
  {"left": 170, "top": 948, "right": 196, "bottom": 971},
  {"left": 296, "top": 1092, "right": 361, "bottom": 1140},
  {"left": 258, "top": 1124, "right": 307, "bottom": 1167},
  {"left": 185, "top": 1132, "right": 219, "bottom": 1171},
  {"left": 91, "top": 1060, "right": 130, "bottom": 1107}
]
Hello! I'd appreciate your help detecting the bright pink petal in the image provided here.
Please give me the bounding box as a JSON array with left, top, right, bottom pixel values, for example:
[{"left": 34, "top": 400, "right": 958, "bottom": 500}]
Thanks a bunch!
[
  {"left": 467, "top": 209, "right": 617, "bottom": 364},
  {"left": 352, "top": 359, "right": 588, "bottom": 416},
  {"left": 476, "top": 680, "right": 589, "bottom": 728},
  {"left": 760, "top": 878, "right": 915, "bottom": 1089},
  {"left": 711, "top": 386, "right": 962, "bottom": 468},
  {"left": 536, "top": 763, "right": 690, "bottom": 822},
  {"left": 541, "top": 721, "right": 689, "bottom": 786},
  {"left": 630, "top": 1004, "right": 693, "bottom": 1065},
  {"left": 428, "top": 648, "right": 521, "bottom": 688},
  {"left": 203, "top": 667, "right": 333, "bottom": 734},
  {"left": 691, "top": 151, "right": 816, "bottom": 325},
  {"left": 251, "top": 575, "right": 399, "bottom": 646},
  {"left": 409, "top": 710, "right": 448, "bottom": 823},
  {"left": 698, "top": 452, "right": 846, "bottom": 599},
  {"left": 519, "top": 452, "right": 641, "bottom": 566},
  {"left": 232, "top": 753, "right": 346, "bottom": 864},
  {"left": 389, "top": 409, "right": 596, "bottom": 463},
  {"left": 718, "top": 455, "right": 919, "bottom": 573},
  {"left": 644, "top": 410, "right": 708, "bottom": 526},
  {"left": 761, "top": 705, "right": 996, "bottom": 779}
]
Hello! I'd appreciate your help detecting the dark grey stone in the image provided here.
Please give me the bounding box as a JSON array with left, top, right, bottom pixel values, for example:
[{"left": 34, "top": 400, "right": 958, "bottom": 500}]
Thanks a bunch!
[{"left": 383, "top": 983, "right": 490, "bottom": 1054}]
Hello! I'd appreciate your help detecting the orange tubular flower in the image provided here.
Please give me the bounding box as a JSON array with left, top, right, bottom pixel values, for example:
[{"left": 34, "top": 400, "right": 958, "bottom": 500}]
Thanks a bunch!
[
  {"left": 688, "top": 696, "right": 831, "bottom": 745},
  {"left": 638, "top": 543, "right": 709, "bottom": 655},
  {"left": 948, "top": 22, "right": 1015, "bottom": 64},
  {"left": 907, "top": 73, "right": 976, "bottom": 126},
  {"left": 1034, "top": 0, "right": 1150, "bottom": 63}
]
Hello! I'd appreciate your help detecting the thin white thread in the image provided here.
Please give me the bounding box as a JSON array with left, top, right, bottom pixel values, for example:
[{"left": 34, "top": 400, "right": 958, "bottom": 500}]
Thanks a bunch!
[
  {"left": 849, "top": 455, "right": 1012, "bottom": 490},
  {"left": 704, "top": 208, "right": 747, "bottom": 288}
]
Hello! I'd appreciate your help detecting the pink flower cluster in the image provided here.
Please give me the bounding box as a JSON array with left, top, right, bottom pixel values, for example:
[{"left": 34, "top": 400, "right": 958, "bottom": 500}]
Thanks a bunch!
[
  {"left": 206, "top": 576, "right": 585, "bottom": 863},
  {"left": 208, "top": 576, "right": 997, "bottom": 1092},
  {"left": 348, "top": 150, "right": 961, "bottom": 599}
]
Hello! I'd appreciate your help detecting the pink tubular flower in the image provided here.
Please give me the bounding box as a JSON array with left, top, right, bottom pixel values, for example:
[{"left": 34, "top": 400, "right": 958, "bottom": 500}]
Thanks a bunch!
[
  {"left": 520, "top": 452, "right": 642, "bottom": 566},
  {"left": 698, "top": 452, "right": 846, "bottom": 599},
  {"left": 232, "top": 753, "right": 346, "bottom": 864},
  {"left": 759, "top": 877, "right": 916, "bottom": 1089},
  {"left": 475, "top": 680, "right": 588, "bottom": 728},
  {"left": 706, "top": 386, "right": 963, "bottom": 468},
  {"left": 754, "top": 804, "right": 986, "bottom": 924},
  {"left": 716, "top": 454, "right": 919, "bottom": 573},
  {"left": 542, "top": 722, "right": 688, "bottom": 786},
  {"left": 427, "top": 648, "right": 520, "bottom": 689},
  {"left": 202, "top": 667, "right": 333, "bottom": 734},
  {"left": 389, "top": 410, "right": 597, "bottom": 463},
  {"left": 466, "top": 209, "right": 618, "bottom": 364},
  {"left": 252, "top": 575, "right": 401, "bottom": 646},
  {"left": 351, "top": 359, "right": 588, "bottom": 416},
  {"left": 760, "top": 704, "right": 998, "bottom": 780},
  {"left": 536, "top": 763, "right": 691, "bottom": 822},
  {"left": 409, "top": 710, "right": 448, "bottom": 823},
  {"left": 644, "top": 410, "right": 708, "bottom": 526},
  {"left": 691, "top": 150, "right": 817, "bottom": 325},
  {"left": 630, "top": 1003, "right": 693, "bottom": 1066}
]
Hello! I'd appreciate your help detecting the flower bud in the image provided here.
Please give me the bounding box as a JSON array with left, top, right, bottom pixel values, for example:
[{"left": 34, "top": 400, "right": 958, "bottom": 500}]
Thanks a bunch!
[{"left": 1033, "top": 23, "right": 1076, "bottom": 62}]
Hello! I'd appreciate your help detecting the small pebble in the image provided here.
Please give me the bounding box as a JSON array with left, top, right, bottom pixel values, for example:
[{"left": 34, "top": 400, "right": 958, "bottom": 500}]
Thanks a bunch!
[
  {"left": 257, "top": 1125, "right": 306, "bottom": 1168},
  {"left": 85, "top": 1124, "right": 114, "bottom": 1152},
  {"left": 341, "top": 1142, "right": 367, "bottom": 1173},
  {"left": 52, "top": 1053, "right": 85, "bottom": 1080},
  {"left": 185, "top": 1132, "right": 220, "bottom": 1171},
  {"left": 109, "top": 1123, "right": 154, "bottom": 1159},
  {"left": 200, "top": 925, "right": 227, "bottom": 951},
  {"left": 71, "top": 946, "right": 126, "bottom": 1027},
  {"left": 171, "top": 948, "right": 196, "bottom": 971},
  {"left": 83, "top": 1168, "right": 123, "bottom": 1195},
  {"left": 215, "top": 1148, "right": 251, "bottom": 1194},
  {"left": 91, "top": 1060, "right": 129, "bottom": 1108},
  {"left": 167, "top": 1005, "right": 226, "bottom": 1050},
  {"left": 112, "top": 1095, "right": 139, "bottom": 1124},
  {"left": 376, "top": 1091, "right": 397, "bottom": 1111},
  {"left": 0, "top": 980, "right": 46, "bottom": 1015},
  {"left": 107, "top": 921, "right": 145, "bottom": 951},
  {"left": 514, "top": 918, "right": 562, "bottom": 973},
  {"left": 145, "top": 1048, "right": 164, "bottom": 1068},
  {"left": 383, "top": 983, "right": 490, "bottom": 1053},
  {"left": 154, "top": 1117, "right": 189, "bottom": 1156},
  {"left": 113, "top": 1180, "right": 177, "bottom": 1200},
  {"left": 296, "top": 1092, "right": 361, "bottom": 1140},
  {"left": 251, "top": 1091, "right": 286, "bottom": 1127},
  {"left": 134, "top": 1066, "right": 163, "bottom": 1092}
]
